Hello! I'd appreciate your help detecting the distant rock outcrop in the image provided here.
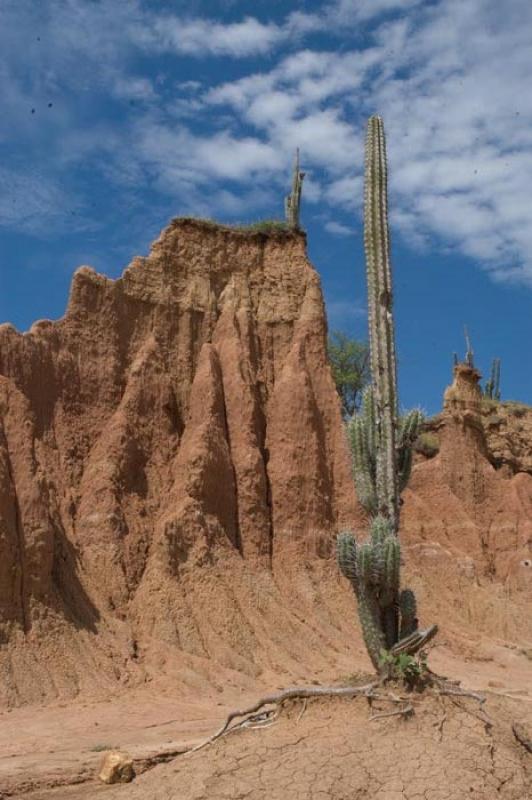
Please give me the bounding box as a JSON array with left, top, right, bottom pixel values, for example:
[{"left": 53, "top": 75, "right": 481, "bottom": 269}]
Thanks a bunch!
[{"left": 402, "top": 364, "right": 532, "bottom": 613}]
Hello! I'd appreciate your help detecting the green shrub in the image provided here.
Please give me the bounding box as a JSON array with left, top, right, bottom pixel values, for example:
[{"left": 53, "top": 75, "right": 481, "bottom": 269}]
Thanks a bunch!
[
  {"left": 328, "top": 332, "right": 370, "bottom": 418},
  {"left": 378, "top": 650, "right": 429, "bottom": 687},
  {"left": 414, "top": 432, "right": 440, "bottom": 458}
]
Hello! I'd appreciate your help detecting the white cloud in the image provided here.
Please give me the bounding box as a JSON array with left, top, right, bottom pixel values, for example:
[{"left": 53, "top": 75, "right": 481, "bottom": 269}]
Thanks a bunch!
[
  {"left": 112, "top": 77, "right": 156, "bottom": 101},
  {"left": 331, "top": 0, "right": 422, "bottom": 23},
  {"left": 147, "top": 16, "right": 284, "bottom": 58},
  {"left": 325, "top": 176, "right": 364, "bottom": 210},
  {"left": 2, "top": 0, "right": 532, "bottom": 287},
  {"left": 324, "top": 221, "right": 355, "bottom": 236},
  {"left": 203, "top": 0, "right": 532, "bottom": 284},
  {"left": 137, "top": 0, "right": 424, "bottom": 60},
  {"left": 368, "top": 0, "right": 532, "bottom": 283},
  {"left": 136, "top": 123, "right": 282, "bottom": 185}
]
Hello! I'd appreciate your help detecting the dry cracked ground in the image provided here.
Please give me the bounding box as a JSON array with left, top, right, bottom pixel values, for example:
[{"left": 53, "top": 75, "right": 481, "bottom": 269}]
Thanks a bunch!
[{"left": 16, "top": 688, "right": 531, "bottom": 800}]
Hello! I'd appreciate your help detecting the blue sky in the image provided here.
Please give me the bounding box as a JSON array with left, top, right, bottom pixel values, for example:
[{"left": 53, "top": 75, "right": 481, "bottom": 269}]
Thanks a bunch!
[{"left": 0, "top": 0, "right": 531, "bottom": 414}]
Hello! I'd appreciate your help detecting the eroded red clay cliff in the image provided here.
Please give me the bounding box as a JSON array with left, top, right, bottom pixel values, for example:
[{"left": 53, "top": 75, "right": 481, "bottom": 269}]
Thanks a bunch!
[
  {"left": 0, "top": 220, "right": 360, "bottom": 706},
  {"left": 0, "top": 220, "right": 530, "bottom": 709}
]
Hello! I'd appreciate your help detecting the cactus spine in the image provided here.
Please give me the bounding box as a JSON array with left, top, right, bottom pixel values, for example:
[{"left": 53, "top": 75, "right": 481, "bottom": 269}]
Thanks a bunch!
[
  {"left": 285, "top": 148, "right": 305, "bottom": 229},
  {"left": 337, "top": 116, "right": 436, "bottom": 672}
]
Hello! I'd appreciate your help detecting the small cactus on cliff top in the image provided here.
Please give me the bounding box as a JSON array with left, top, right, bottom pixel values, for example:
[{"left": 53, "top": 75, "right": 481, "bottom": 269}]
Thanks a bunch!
[
  {"left": 337, "top": 116, "right": 437, "bottom": 673},
  {"left": 483, "top": 358, "right": 501, "bottom": 401},
  {"left": 285, "top": 149, "right": 305, "bottom": 229},
  {"left": 464, "top": 326, "right": 475, "bottom": 368}
]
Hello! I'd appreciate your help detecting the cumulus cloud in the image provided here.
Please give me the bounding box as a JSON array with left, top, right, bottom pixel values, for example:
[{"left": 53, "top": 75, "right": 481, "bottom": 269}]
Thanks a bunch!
[
  {"left": 138, "top": 1, "right": 419, "bottom": 59},
  {"left": 146, "top": 16, "right": 284, "bottom": 58},
  {"left": 204, "top": 0, "right": 532, "bottom": 284},
  {"left": 324, "top": 220, "right": 355, "bottom": 236},
  {"left": 136, "top": 123, "right": 282, "bottom": 185},
  {"left": 112, "top": 77, "right": 156, "bottom": 102},
  {"left": 2, "top": 0, "right": 532, "bottom": 286}
]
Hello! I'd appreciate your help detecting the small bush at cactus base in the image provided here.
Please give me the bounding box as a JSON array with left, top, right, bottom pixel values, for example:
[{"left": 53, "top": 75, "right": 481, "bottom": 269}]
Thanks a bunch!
[
  {"left": 378, "top": 650, "right": 429, "bottom": 688},
  {"left": 414, "top": 432, "right": 440, "bottom": 458}
]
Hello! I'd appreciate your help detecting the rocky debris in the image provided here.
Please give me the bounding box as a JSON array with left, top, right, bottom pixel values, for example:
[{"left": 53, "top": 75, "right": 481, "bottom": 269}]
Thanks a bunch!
[
  {"left": 481, "top": 400, "right": 532, "bottom": 475},
  {"left": 98, "top": 750, "right": 135, "bottom": 784},
  {"left": 421, "top": 391, "right": 532, "bottom": 477}
]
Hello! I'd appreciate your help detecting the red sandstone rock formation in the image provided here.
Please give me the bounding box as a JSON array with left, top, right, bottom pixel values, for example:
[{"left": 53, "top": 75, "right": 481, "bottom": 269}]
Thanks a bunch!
[
  {"left": 0, "top": 219, "right": 530, "bottom": 708},
  {"left": 0, "top": 220, "right": 359, "bottom": 705},
  {"left": 404, "top": 365, "right": 532, "bottom": 578},
  {"left": 401, "top": 364, "right": 532, "bottom": 644}
]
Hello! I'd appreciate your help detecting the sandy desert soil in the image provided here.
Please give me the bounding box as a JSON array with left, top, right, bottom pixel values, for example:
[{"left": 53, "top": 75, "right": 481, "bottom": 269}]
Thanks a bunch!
[
  {"left": 1, "top": 639, "right": 530, "bottom": 798},
  {"left": 10, "top": 673, "right": 532, "bottom": 799}
]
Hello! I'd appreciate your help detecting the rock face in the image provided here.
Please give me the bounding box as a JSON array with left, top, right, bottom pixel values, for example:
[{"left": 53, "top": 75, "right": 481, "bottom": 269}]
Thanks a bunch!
[
  {"left": 0, "top": 219, "right": 530, "bottom": 708},
  {"left": 402, "top": 365, "right": 532, "bottom": 641},
  {"left": 0, "top": 219, "right": 358, "bottom": 706},
  {"left": 481, "top": 400, "right": 532, "bottom": 476},
  {"left": 408, "top": 365, "right": 532, "bottom": 579}
]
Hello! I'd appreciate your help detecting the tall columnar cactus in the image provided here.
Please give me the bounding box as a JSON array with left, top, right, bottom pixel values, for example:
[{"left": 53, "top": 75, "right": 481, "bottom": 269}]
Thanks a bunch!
[
  {"left": 363, "top": 116, "right": 400, "bottom": 532},
  {"left": 285, "top": 148, "right": 305, "bottom": 229},
  {"left": 337, "top": 116, "right": 436, "bottom": 672}
]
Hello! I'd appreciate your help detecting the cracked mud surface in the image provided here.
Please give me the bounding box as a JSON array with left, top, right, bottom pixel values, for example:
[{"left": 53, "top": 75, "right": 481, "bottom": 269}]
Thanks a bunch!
[{"left": 21, "top": 690, "right": 532, "bottom": 800}]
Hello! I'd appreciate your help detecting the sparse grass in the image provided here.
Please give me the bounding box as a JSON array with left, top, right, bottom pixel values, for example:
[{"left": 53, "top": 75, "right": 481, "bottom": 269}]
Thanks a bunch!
[
  {"left": 232, "top": 219, "right": 293, "bottom": 234},
  {"left": 481, "top": 397, "right": 498, "bottom": 411},
  {"left": 481, "top": 398, "right": 531, "bottom": 416},
  {"left": 414, "top": 431, "right": 440, "bottom": 458},
  {"left": 171, "top": 216, "right": 219, "bottom": 227},
  {"left": 169, "top": 216, "right": 299, "bottom": 236},
  {"left": 503, "top": 401, "right": 530, "bottom": 417},
  {"left": 89, "top": 743, "right": 116, "bottom": 752}
]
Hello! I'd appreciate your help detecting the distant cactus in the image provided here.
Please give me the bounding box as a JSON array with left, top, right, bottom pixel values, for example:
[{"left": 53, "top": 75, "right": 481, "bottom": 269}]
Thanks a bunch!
[
  {"left": 337, "top": 116, "right": 437, "bottom": 673},
  {"left": 285, "top": 149, "right": 305, "bottom": 229},
  {"left": 464, "top": 326, "right": 475, "bottom": 368},
  {"left": 483, "top": 358, "right": 501, "bottom": 401},
  {"left": 397, "top": 408, "right": 424, "bottom": 492}
]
